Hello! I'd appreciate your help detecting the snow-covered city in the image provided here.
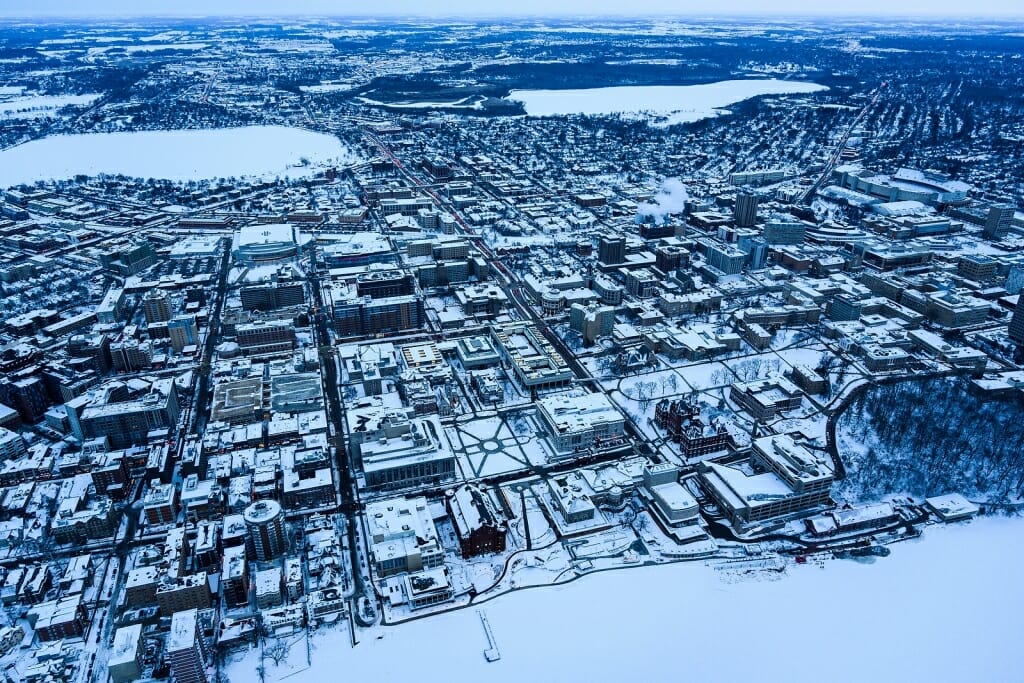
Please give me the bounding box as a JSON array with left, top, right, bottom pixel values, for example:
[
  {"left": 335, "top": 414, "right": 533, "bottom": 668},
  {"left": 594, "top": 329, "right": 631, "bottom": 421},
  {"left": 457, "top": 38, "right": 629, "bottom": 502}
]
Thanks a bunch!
[{"left": 0, "top": 2, "right": 1021, "bottom": 682}]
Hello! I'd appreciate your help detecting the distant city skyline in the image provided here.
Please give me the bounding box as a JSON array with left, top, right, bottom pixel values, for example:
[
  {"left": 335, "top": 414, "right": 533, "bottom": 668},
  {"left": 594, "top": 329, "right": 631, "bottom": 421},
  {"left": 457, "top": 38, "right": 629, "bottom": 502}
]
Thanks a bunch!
[{"left": 1, "top": 0, "right": 1023, "bottom": 18}]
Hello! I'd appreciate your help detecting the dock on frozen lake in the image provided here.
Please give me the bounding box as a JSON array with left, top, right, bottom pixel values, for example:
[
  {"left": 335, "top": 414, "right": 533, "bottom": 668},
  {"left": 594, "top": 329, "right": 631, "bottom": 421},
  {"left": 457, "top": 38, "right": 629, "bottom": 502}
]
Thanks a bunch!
[{"left": 478, "top": 609, "right": 500, "bottom": 662}]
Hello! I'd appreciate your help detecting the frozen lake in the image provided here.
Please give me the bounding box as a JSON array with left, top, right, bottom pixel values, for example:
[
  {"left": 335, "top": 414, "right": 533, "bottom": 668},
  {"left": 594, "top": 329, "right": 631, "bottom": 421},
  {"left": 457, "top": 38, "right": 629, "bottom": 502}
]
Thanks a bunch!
[
  {"left": 225, "top": 515, "right": 1024, "bottom": 683},
  {"left": 508, "top": 79, "right": 827, "bottom": 125},
  {"left": 0, "top": 125, "right": 359, "bottom": 188}
]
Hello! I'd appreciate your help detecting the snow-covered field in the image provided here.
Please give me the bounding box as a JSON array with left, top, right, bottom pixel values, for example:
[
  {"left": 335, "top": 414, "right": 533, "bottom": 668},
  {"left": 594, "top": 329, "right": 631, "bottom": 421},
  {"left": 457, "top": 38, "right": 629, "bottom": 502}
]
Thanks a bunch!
[
  {"left": 507, "top": 79, "right": 827, "bottom": 125},
  {"left": 357, "top": 95, "right": 485, "bottom": 110},
  {"left": 125, "top": 42, "right": 209, "bottom": 53},
  {"left": 300, "top": 83, "right": 355, "bottom": 93},
  {"left": 226, "top": 515, "right": 1024, "bottom": 683},
  {"left": 0, "top": 125, "right": 359, "bottom": 187},
  {"left": 0, "top": 93, "right": 101, "bottom": 119}
]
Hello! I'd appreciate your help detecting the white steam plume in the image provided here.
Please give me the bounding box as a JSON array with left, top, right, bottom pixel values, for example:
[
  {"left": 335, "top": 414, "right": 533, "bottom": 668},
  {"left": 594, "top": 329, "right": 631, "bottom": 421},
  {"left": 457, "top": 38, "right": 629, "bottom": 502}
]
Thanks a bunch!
[{"left": 637, "top": 178, "right": 689, "bottom": 222}]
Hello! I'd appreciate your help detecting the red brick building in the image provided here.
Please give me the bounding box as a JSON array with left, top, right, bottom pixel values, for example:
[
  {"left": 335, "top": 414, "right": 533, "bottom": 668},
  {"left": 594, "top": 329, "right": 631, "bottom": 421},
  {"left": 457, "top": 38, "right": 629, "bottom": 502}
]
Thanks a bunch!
[{"left": 445, "top": 485, "right": 506, "bottom": 558}]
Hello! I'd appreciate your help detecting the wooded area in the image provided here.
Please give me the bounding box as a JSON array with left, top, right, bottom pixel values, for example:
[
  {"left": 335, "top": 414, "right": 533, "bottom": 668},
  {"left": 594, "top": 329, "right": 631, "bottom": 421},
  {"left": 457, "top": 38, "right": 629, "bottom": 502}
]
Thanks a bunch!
[{"left": 837, "top": 378, "right": 1024, "bottom": 503}]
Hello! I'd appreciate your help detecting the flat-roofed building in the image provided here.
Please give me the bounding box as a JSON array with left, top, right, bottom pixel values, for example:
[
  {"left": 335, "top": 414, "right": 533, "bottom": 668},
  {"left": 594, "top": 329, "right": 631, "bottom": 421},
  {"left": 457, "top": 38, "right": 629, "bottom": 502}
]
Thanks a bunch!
[
  {"left": 405, "top": 567, "right": 454, "bottom": 610},
  {"left": 143, "top": 480, "right": 177, "bottom": 525},
  {"left": 321, "top": 232, "right": 395, "bottom": 268},
  {"left": 569, "top": 303, "right": 616, "bottom": 345},
  {"left": 75, "top": 382, "right": 177, "bottom": 449},
  {"left": 455, "top": 283, "right": 508, "bottom": 318},
  {"left": 236, "top": 320, "right": 295, "bottom": 357},
  {"left": 490, "top": 323, "right": 574, "bottom": 391},
  {"left": 156, "top": 573, "right": 211, "bottom": 616},
  {"left": 957, "top": 254, "right": 998, "bottom": 282},
  {"left": 454, "top": 336, "right": 501, "bottom": 370},
  {"left": 1009, "top": 296, "right": 1024, "bottom": 345},
  {"left": 729, "top": 377, "right": 803, "bottom": 421},
  {"left": 360, "top": 418, "right": 456, "bottom": 491},
  {"left": 751, "top": 435, "right": 834, "bottom": 498},
  {"left": 167, "top": 609, "right": 207, "bottom": 683},
  {"left": 221, "top": 545, "right": 249, "bottom": 608},
  {"left": 699, "top": 434, "right": 834, "bottom": 530},
  {"left": 365, "top": 496, "right": 445, "bottom": 577},
  {"left": 281, "top": 447, "right": 334, "bottom": 509},
  {"left": 211, "top": 377, "right": 264, "bottom": 425},
  {"left": 168, "top": 316, "right": 199, "bottom": 353},
  {"left": 108, "top": 624, "right": 144, "bottom": 683},
  {"left": 536, "top": 393, "right": 625, "bottom": 455},
  {"left": 983, "top": 204, "right": 1014, "bottom": 240},
  {"left": 254, "top": 568, "right": 283, "bottom": 609},
  {"left": 28, "top": 595, "right": 87, "bottom": 641}
]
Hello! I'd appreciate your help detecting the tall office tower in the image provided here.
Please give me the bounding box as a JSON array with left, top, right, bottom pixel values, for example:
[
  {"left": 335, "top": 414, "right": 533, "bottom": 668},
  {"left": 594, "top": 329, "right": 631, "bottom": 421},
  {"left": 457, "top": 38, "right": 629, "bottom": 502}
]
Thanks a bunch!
[
  {"left": 598, "top": 235, "right": 626, "bottom": 265},
  {"left": 244, "top": 500, "right": 286, "bottom": 561},
  {"left": 1009, "top": 297, "right": 1024, "bottom": 345},
  {"left": 983, "top": 204, "right": 1014, "bottom": 240},
  {"left": 167, "top": 609, "right": 207, "bottom": 683},
  {"left": 734, "top": 192, "right": 759, "bottom": 228}
]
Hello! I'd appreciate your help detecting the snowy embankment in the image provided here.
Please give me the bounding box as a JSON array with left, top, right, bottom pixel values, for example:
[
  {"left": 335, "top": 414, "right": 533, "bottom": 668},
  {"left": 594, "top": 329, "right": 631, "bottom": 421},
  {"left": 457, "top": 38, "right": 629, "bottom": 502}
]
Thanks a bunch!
[
  {"left": 0, "top": 125, "right": 360, "bottom": 188},
  {"left": 225, "top": 515, "right": 1024, "bottom": 683}
]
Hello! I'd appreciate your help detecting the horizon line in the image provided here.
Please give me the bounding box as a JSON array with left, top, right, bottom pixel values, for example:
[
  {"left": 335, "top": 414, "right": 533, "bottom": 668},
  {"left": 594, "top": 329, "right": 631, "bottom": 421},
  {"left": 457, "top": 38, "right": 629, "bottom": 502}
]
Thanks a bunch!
[{"left": 2, "top": 11, "right": 1024, "bottom": 21}]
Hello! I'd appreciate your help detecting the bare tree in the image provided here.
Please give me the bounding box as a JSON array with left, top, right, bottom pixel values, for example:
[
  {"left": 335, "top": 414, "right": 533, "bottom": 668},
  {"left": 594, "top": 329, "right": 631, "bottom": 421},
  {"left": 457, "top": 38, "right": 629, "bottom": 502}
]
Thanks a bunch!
[{"left": 265, "top": 639, "right": 292, "bottom": 666}]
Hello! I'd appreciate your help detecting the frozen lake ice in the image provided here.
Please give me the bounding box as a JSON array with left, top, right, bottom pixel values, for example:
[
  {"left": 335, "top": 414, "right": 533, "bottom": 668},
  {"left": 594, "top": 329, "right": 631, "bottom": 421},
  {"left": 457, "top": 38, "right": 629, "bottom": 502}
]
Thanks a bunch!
[
  {"left": 0, "top": 125, "right": 359, "bottom": 188},
  {"left": 225, "top": 515, "right": 1023, "bottom": 683},
  {"left": 507, "top": 79, "right": 828, "bottom": 125}
]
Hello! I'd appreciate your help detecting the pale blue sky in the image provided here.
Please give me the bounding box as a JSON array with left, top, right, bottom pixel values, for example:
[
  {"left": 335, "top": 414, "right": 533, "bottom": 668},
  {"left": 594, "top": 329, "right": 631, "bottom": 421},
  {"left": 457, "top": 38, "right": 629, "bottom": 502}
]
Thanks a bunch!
[{"left": 1, "top": 0, "right": 1022, "bottom": 18}]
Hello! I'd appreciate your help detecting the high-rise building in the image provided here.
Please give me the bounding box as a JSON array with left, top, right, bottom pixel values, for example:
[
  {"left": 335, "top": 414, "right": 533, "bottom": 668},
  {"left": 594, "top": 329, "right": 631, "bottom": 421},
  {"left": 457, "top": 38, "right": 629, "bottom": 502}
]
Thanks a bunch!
[
  {"left": 763, "top": 220, "right": 805, "bottom": 245},
  {"left": 108, "top": 624, "right": 143, "bottom": 683},
  {"left": 734, "top": 192, "right": 759, "bottom": 228},
  {"left": 706, "top": 242, "right": 747, "bottom": 275},
  {"left": 983, "top": 204, "right": 1014, "bottom": 240},
  {"left": 76, "top": 380, "right": 179, "bottom": 448},
  {"left": 110, "top": 340, "right": 153, "bottom": 372},
  {"left": 0, "top": 426, "right": 26, "bottom": 461},
  {"left": 569, "top": 303, "right": 616, "bottom": 345},
  {"left": 236, "top": 320, "right": 296, "bottom": 357},
  {"left": 1009, "top": 297, "right": 1024, "bottom": 345},
  {"left": 142, "top": 291, "right": 172, "bottom": 324},
  {"left": 100, "top": 241, "right": 157, "bottom": 276},
  {"left": 68, "top": 333, "right": 112, "bottom": 374},
  {"left": 244, "top": 500, "right": 285, "bottom": 561},
  {"left": 957, "top": 255, "right": 997, "bottom": 282},
  {"left": 747, "top": 238, "right": 769, "bottom": 270},
  {"left": 221, "top": 545, "right": 249, "bottom": 607},
  {"left": 0, "top": 376, "right": 50, "bottom": 424},
  {"left": 830, "top": 294, "right": 864, "bottom": 322},
  {"left": 240, "top": 280, "right": 306, "bottom": 311},
  {"left": 655, "top": 245, "right": 688, "bottom": 273},
  {"left": 168, "top": 316, "right": 199, "bottom": 353},
  {"left": 331, "top": 295, "right": 422, "bottom": 337},
  {"left": 167, "top": 609, "right": 207, "bottom": 683},
  {"left": 598, "top": 235, "right": 626, "bottom": 265}
]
